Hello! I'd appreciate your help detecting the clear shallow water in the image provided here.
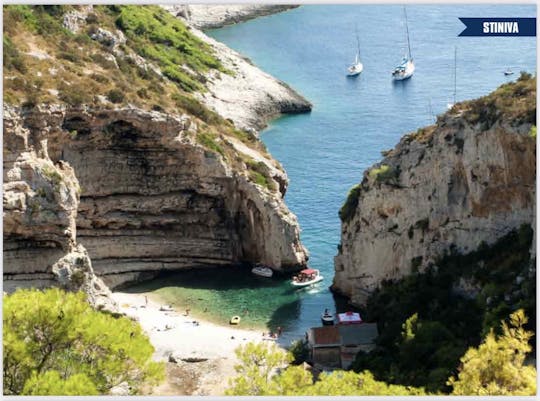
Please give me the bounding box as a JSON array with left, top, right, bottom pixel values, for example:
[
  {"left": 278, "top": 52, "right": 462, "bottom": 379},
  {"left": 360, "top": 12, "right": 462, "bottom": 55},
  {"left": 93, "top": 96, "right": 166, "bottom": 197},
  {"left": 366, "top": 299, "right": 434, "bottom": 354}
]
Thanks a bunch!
[{"left": 126, "top": 5, "right": 536, "bottom": 343}]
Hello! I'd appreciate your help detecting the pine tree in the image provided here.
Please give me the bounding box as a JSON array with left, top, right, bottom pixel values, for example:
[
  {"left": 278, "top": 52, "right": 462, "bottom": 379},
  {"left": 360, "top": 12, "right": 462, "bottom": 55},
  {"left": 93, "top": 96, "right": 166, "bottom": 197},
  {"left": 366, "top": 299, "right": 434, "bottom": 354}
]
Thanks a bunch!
[
  {"left": 448, "top": 309, "right": 536, "bottom": 395},
  {"left": 3, "top": 288, "right": 164, "bottom": 395}
]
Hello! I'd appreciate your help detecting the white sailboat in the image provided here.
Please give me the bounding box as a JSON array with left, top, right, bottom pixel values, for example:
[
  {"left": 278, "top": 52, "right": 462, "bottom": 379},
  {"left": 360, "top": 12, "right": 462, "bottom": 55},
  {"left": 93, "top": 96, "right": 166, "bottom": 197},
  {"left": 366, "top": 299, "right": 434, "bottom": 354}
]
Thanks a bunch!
[
  {"left": 392, "top": 7, "right": 414, "bottom": 81},
  {"left": 447, "top": 46, "right": 457, "bottom": 109},
  {"left": 504, "top": 67, "right": 515, "bottom": 76},
  {"left": 347, "top": 27, "right": 363, "bottom": 76}
]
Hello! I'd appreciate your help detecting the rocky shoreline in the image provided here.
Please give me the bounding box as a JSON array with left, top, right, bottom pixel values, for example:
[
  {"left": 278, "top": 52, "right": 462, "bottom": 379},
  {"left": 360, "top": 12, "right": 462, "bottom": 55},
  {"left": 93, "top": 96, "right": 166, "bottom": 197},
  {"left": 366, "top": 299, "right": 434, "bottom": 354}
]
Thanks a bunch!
[
  {"left": 163, "top": 5, "right": 311, "bottom": 132},
  {"left": 163, "top": 5, "right": 299, "bottom": 30}
]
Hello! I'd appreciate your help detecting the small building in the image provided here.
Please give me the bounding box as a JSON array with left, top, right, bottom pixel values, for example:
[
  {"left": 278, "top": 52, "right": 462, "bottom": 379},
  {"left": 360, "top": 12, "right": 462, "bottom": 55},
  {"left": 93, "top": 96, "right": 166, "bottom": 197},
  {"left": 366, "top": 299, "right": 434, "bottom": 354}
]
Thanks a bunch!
[
  {"left": 307, "top": 326, "right": 341, "bottom": 369},
  {"left": 307, "top": 322, "right": 378, "bottom": 369},
  {"left": 339, "top": 323, "right": 378, "bottom": 369}
]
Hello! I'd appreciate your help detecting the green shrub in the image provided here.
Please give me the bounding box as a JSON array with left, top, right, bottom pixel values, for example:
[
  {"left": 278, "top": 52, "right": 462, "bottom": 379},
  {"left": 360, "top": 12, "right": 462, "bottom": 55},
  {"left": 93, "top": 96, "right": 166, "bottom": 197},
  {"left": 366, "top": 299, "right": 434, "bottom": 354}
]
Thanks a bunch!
[
  {"left": 59, "top": 83, "right": 91, "bottom": 106},
  {"left": 106, "top": 88, "right": 125, "bottom": 104},
  {"left": 288, "top": 339, "right": 309, "bottom": 365},
  {"left": 41, "top": 165, "right": 63, "bottom": 187},
  {"left": 246, "top": 159, "right": 276, "bottom": 191},
  {"left": 172, "top": 93, "right": 221, "bottom": 124},
  {"left": 369, "top": 164, "right": 399, "bottom": 183},
  {"left": 58, "top": 50, "right": 80, "bottom": 63},
  {"left": 197, "top": 131, "right": 224, "bottom": 156},
  {"left": 339, "top": 184, "right": 361, "bottom": 222},
  {"left": 90, "top": 53, "right": 117, "bottom": 70},
  {"left": 3, "top": 37, "right": 28, "bottom": 73},
  {"left": 90, "top": 73, "right": 109, "bottom": 84}
]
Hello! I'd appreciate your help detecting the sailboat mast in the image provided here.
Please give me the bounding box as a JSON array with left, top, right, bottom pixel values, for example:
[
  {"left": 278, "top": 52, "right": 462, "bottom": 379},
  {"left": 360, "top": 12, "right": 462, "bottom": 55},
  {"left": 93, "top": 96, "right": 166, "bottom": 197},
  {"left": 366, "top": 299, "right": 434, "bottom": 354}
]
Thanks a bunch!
[
  {"left": 404, "top": 7, "right": 412, "bottom": 60},
  {"left": 355, "top": 25, "right": 361, "bottom": 58},
  {"left": 453, "top": 46, "right": 457, "bottom": 105}
]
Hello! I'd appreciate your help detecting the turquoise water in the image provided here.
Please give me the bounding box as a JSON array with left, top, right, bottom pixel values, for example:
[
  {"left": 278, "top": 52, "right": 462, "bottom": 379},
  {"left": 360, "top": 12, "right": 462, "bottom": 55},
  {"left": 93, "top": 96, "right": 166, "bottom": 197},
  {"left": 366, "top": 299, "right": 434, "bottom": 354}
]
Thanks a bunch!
[{"left": 127, "top": 5, "right": 536, "bottom": 344}]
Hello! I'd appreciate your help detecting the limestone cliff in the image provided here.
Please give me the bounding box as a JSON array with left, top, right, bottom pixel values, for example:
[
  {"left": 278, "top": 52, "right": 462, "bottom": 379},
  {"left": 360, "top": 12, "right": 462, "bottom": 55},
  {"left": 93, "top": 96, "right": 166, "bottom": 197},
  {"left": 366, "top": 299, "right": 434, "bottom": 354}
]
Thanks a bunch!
[
  {"left": 3, "top": 108, "right": 114, "bottom": 308},
  {"left": 333, "top": 75, "right": 536, "bottom": 306},
  {"left": 3, "top": 5, "right": 308, "bottom": 294}
]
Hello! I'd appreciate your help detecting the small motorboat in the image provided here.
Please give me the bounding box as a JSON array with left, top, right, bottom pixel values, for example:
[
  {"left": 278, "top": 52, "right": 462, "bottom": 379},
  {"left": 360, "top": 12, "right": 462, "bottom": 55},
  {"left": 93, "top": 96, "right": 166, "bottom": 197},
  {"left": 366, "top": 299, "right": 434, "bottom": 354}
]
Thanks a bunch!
[
  {"left": 230, "top": 316, "right": 241, "bottom": 325},
  {"left": 251, "top": 264, "right": 273, "bottom": 278},
  {"left": 291, "top": 268, "right": 324, "bottom": 287},
  {"left": 321, "top": 310, "right": 334, "bottom": 326}
]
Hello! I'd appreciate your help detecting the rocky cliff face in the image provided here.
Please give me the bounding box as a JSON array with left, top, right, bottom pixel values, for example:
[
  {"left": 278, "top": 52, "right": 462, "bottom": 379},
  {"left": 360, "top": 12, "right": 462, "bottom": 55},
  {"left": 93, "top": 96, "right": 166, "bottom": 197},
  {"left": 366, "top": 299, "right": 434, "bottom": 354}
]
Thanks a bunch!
[
  {"left": 3, "top": 5, "right": 309, "bottom": 295},
  {"left": 4, "top": 105, "right": 307, "bottom": 290},
  {"left": 3, "top": 107, "right": 114, "bottom": 309},
  {"left": 333, "top": 76, "right": 536, "bottom": 306}
]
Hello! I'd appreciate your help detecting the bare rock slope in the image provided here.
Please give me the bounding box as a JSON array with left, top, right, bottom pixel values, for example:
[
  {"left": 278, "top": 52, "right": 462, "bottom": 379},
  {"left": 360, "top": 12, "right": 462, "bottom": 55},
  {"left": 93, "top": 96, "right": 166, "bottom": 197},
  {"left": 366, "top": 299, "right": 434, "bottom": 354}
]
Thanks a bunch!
[{"left": 333, "top": 76, "right": 536, "bottom": 306}]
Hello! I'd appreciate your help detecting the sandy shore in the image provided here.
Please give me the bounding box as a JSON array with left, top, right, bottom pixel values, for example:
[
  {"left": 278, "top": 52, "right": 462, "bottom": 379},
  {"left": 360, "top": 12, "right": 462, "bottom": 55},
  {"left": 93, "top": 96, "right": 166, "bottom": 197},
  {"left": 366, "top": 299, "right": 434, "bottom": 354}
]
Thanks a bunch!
[{"left": 111, "top": 291, "right": 279, "bottom": 395}]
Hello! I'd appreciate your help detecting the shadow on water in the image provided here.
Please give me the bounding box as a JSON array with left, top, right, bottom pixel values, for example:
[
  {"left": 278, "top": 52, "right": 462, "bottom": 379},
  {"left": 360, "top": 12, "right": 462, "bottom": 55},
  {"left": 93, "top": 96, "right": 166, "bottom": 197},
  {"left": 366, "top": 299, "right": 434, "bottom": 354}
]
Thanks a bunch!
[
  {"left": 121, "top": 265, "right": 292, "bottom": 294},
  {"left": 266, "top": 298, "right": 302, "bottom": 330},
  {"left": 392, "top": 77, "right": 413, "bottom": 88}
]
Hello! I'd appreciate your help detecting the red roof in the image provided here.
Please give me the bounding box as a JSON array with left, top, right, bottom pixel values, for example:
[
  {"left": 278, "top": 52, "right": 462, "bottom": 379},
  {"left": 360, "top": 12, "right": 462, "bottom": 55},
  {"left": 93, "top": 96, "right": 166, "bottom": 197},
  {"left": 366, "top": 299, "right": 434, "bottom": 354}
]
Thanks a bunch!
[
  {"left": 312, "top": 326, "right": 340, "bottom": 345},
  {"left": 300, "top": 269, "right": 317, "bottom": 274}
]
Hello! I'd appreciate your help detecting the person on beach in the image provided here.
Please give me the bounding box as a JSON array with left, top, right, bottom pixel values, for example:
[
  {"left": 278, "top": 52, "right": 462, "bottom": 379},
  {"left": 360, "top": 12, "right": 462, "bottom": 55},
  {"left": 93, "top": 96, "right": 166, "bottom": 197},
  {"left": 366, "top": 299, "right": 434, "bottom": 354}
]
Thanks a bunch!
[
  {"left": 145, "top": 296, "right": 148, "bottom": 306},
  {"left": 277, "top": 326, "right": 282, "bottom": 337},
  {"left": 185, "top": 307, "right": 190, "bottom": 316}
]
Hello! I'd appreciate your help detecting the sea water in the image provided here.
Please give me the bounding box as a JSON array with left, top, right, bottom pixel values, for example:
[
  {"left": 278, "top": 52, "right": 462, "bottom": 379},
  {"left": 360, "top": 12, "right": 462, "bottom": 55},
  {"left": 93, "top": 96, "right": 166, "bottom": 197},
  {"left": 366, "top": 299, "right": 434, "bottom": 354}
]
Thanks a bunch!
[{"left": 125, "top": 5, "right": 536, "bottom": 344}]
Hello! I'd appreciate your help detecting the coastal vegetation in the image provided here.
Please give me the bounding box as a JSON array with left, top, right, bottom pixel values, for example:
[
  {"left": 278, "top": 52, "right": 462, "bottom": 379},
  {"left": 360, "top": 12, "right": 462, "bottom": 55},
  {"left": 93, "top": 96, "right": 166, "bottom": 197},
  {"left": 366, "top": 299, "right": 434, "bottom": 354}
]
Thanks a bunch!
[
  {"left": 3, "top": 4, "right": 276, "bottom": 190},
  {"left": 115, "top": 5, "right": 228, "bottom": 92},
  {"left": 227, "top": 310, "right": 535, "bottom": 395},
  {"left": 3, "top": 289, "right": 164, "bottom": 395},
  {"left": 448, "top": 309, "right": 536, "bottom": 395},
  {"left": 339, "top": 184, "right": 361, "bottom": 222},
  {"left": 351, "top": 224, "right": 535, "bottom": 393},
  {"left": 456, "top": 71, "right": 536, "bottom": 129},
  {"left": 226, "top": 341, "right": 425, "bottom": 395}
]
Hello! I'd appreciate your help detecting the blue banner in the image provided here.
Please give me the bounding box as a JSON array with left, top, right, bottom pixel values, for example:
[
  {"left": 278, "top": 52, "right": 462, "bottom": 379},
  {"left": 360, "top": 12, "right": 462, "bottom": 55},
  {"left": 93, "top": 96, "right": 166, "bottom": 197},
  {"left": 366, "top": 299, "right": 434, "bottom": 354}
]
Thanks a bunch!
[{"left": 459, "top": 17, "right": 536, "bottom": 37}]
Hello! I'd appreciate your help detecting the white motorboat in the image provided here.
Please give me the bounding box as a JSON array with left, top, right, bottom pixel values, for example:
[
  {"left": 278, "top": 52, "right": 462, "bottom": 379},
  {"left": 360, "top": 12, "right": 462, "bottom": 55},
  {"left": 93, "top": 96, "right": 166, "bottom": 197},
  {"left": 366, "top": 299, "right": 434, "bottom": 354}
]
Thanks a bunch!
[
  {"left": 321, "top": 310, "right": 334, "bottom": 325},
  {"left": 347, "top": 27, "right": 363, "bottom": 77},
  {"left": 251, "top": 265, "right": 273, "bottom": 278},
  {"left": 392, "top": 7, "right": 414, "bottom": 81},
  {"left": 291, "top": 268, "right": 324, "bottom": 287}
]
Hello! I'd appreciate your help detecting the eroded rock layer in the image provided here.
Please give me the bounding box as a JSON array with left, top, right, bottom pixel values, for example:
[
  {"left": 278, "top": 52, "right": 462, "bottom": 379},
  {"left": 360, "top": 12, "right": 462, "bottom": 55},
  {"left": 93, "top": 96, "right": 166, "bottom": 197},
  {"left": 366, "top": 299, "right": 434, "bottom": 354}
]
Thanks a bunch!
[{"left": 4, "top": 106, "right": 307, "bottom": 290}]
